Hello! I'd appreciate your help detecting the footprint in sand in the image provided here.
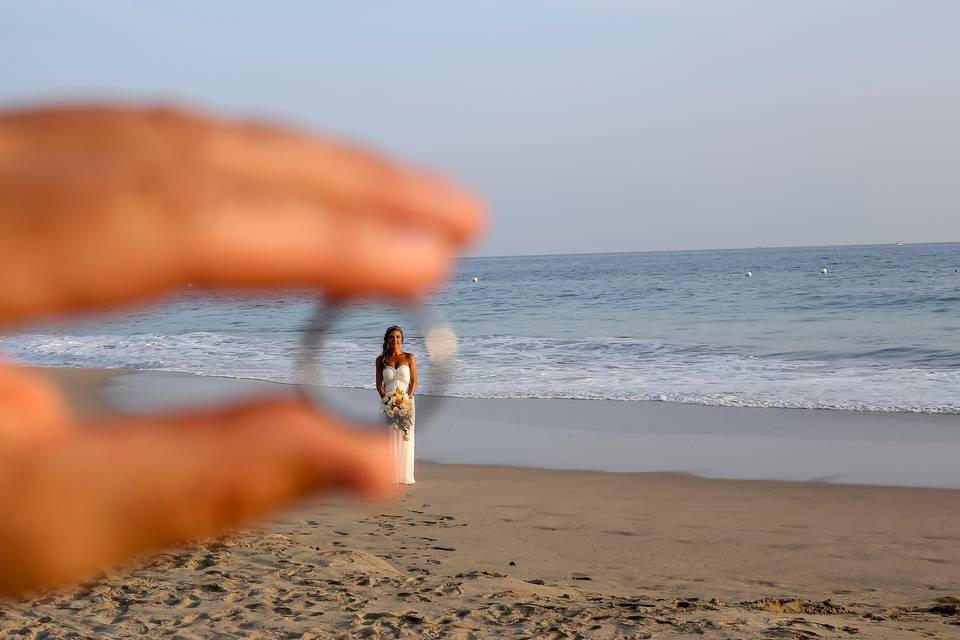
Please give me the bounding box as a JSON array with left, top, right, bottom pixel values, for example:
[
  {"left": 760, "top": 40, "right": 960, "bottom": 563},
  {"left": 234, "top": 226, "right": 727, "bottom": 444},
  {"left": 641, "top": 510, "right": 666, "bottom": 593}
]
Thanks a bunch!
[{"left": 163, "top": 594, "right": 201, "bottom": 609}]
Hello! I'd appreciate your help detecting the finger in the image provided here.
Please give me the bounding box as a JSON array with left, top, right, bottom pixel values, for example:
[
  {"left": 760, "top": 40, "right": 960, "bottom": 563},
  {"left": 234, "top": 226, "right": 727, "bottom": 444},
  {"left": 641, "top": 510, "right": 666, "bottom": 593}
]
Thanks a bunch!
[
  {"left": 0, "top": 190, "right": 456, "bottom": 327},
  {"left": 1, "top": 104, "right": 487, "bottom": 247},
  {"left": 0, "top": 398, "right": 393, "bottom": 594},
  {"left": 0, "top": 185, "right": 195, "bottom": 325},
  {"left": 203, "top": 119, "right": 487, "bottom": 246},
  {"left": 0, "top": 364, "right": 69, "bottom": 443},
  {"left": 189, "top": 195, "right": 457, "bottom": 298}
]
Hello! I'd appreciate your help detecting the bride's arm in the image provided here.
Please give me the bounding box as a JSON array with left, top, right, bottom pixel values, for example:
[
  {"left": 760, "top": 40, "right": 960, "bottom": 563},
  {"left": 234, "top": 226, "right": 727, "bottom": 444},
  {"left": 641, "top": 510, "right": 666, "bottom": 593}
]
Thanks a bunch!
[
  {"left": 407, "top": 354, "right": 417, "bottom": 396},
  {"left": 375, "top": 356, "right": 385, "bottom": 397}
]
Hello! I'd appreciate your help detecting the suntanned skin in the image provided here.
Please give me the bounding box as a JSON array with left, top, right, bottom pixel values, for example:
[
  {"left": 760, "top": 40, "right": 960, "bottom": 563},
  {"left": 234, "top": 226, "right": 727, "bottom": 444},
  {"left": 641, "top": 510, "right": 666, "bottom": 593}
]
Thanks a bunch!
[
  {"left": 376, "top": 330, "right": 417, "bottom": 398},
  {"left": 0, "top": 104, "right": 485, "bottom": 594}
]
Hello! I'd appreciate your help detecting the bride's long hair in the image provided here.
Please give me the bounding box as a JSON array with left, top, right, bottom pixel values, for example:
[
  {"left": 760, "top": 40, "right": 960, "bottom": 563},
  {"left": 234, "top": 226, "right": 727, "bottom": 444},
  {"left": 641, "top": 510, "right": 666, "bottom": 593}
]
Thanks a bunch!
[{"left": 381, "top": 325, "right": 404, "bottom": 362}]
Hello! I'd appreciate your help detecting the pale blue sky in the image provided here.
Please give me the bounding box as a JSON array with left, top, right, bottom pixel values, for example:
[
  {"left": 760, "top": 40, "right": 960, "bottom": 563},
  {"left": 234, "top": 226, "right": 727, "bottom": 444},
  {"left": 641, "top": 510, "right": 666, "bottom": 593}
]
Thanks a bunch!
[{"left": 2, "top": 1, "right": 958, "bottom": 256}]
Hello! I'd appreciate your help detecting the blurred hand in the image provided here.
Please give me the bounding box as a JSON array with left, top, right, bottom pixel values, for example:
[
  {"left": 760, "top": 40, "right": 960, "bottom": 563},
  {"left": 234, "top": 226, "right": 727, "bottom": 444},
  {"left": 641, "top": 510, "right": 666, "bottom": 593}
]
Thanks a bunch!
[{"left": 0, "top": 104, "right": 485, "bottom": 593}]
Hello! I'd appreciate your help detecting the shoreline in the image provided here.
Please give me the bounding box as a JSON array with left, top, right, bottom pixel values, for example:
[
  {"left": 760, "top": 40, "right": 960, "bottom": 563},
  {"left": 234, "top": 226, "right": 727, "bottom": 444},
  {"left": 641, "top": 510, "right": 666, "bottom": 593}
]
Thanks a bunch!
[
  {"left": 37, "top": 366, "right": 960, "bottom": 490},
  {"left": 38, "top": 364, "right": 960, "bottom": 416}
]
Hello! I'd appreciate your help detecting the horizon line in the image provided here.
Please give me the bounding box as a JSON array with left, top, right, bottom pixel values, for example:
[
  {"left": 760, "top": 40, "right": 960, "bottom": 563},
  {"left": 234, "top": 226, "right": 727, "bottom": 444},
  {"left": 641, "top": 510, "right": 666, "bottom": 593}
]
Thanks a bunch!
[{"left": 463, "top": 240, "right": 958, "bottom": 260}]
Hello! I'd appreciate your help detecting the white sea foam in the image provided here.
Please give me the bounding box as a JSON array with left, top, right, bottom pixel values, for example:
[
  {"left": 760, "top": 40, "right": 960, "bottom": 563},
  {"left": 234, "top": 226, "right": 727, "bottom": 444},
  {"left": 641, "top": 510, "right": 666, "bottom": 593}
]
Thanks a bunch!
[{"left": 3, "top": 331, "right": 959, "bottom": 414}]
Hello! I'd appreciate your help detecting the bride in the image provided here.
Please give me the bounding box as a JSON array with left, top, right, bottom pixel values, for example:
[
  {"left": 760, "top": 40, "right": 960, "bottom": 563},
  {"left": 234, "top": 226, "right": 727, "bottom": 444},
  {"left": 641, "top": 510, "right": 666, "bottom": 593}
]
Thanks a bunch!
[{"left": 376, "top": 325, "right": 417, "bottom": 484}]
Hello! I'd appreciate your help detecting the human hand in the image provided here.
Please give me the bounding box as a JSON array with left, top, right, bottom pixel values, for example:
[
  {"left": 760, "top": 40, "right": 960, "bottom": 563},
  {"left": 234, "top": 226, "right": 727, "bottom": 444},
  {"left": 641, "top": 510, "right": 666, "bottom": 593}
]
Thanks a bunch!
[
  {"left": 0, "top": 104, "right": 485, "bottom": 593},
  {"left": 0, "top": 104, "right": 483, "bottom": 324}
]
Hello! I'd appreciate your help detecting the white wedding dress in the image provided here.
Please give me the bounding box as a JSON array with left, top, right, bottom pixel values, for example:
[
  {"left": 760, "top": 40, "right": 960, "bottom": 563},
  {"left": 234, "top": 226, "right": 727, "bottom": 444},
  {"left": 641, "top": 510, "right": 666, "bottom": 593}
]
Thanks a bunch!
[{"left": 383, "top": 364, "right": 415, "bottom": 484}]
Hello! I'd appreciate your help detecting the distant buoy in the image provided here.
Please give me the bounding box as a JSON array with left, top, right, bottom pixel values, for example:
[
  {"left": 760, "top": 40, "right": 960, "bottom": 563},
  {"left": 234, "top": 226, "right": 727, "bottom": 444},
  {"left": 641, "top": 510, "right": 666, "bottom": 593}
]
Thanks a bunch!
[
  {"left": 472, "top": 276, "right": 479, "bottom": 283},
  {"left": 744, "top": 271, "right": 753, "bottom": 278},
  {"left": 820, "top": 267, "right": 828, "bottom": 275}
]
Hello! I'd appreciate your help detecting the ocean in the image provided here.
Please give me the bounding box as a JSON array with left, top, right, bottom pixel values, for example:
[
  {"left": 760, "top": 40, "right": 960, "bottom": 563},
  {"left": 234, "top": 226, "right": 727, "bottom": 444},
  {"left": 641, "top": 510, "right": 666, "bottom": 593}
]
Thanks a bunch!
[{"left": 3, "top": 242, "right": 959, "bottom": 414}]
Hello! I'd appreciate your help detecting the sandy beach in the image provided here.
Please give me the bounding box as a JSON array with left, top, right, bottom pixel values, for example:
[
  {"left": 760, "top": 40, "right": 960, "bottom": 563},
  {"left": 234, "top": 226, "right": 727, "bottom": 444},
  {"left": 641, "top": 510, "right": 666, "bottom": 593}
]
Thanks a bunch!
[{"left": 1, "top": 368, "right": 958, "bottom": 639}]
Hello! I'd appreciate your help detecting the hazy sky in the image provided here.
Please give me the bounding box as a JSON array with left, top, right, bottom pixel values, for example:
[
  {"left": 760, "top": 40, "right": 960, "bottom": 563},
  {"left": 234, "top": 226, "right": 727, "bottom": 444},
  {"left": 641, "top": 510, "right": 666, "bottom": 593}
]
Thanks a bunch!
[{"left": 3, "top": 1, "right": 958, "bottom": 256}]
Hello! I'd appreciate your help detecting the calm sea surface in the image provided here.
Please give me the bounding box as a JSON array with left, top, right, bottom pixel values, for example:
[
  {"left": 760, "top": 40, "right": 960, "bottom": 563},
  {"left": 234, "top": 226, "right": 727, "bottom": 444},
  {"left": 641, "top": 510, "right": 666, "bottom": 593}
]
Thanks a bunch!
[{"left": 4, "top": 243, "right": 959, "bottom": 413}]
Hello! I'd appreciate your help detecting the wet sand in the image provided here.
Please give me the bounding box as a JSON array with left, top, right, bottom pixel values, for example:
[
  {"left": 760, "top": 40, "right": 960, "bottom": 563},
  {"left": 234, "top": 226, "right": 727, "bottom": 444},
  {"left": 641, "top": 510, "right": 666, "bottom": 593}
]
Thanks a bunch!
[{"left": 103, "top": 369, "right": 960, "bottom": 488}]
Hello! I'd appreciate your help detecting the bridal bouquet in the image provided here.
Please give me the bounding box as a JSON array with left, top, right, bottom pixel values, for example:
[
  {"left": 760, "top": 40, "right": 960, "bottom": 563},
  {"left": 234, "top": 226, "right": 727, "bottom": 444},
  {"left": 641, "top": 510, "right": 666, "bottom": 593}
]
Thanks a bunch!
[{"left": 382, "top": 387, "right": 414, "bottom": 441}]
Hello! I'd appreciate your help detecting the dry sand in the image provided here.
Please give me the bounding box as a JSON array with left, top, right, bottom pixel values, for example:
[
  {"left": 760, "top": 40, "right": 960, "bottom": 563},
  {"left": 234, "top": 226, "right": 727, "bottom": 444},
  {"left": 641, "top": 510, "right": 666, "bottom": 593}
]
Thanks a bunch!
[{"left": 0, "top": 369, "right": 958, "bottom": 638}]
